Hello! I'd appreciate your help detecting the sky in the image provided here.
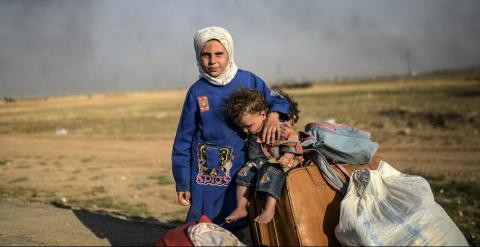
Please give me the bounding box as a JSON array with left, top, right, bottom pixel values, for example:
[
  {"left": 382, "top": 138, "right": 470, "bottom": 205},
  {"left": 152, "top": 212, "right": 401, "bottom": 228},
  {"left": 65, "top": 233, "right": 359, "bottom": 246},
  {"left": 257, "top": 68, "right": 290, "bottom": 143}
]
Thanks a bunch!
[{"left": 0, "top": 0, "right": 479, "bottom": 98}]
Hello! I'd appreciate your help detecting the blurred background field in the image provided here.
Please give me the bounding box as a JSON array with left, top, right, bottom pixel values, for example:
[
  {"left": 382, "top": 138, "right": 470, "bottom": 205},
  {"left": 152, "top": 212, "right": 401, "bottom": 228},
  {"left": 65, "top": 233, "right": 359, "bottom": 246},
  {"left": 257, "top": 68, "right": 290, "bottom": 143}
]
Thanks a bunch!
[{"left": 0, "top": 69, "right": 479, "bottom": 245}]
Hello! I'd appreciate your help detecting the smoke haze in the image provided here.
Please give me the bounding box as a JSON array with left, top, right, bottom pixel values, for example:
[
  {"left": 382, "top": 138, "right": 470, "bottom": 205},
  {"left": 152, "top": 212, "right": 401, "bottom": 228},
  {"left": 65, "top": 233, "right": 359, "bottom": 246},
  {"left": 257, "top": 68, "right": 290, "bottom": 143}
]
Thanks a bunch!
[{"left": 1, "top": 0, "right": 479, "bottom": 97}]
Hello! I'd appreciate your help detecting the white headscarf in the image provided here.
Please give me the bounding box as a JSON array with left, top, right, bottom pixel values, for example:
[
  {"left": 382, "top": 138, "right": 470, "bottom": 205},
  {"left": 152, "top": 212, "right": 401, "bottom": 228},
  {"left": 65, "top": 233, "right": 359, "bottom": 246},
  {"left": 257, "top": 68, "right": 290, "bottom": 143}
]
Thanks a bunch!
[{"left": 194, "top": 26, "right": 238, "bottom": 86}]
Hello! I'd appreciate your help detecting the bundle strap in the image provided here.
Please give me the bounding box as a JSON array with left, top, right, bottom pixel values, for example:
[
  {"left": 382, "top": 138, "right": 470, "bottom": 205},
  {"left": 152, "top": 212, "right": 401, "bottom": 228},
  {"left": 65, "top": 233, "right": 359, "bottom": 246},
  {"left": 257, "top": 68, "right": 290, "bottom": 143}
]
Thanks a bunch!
[
  {"left": 333, "top": 160, "right": 351, "bottom": 180},
  {"left": 304, "top": 148, "right": 350, "bottom": 195}
]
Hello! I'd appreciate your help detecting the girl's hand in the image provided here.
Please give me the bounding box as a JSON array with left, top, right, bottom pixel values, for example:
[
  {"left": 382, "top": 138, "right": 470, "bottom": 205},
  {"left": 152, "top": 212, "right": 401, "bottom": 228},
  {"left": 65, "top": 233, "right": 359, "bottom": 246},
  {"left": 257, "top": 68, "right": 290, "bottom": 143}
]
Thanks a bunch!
[
  {"left": 262, "top": 112, "right": 280, "bottom": 144},
  {"left": 177, "top": 191, "right": 191, "bottom": 206}
]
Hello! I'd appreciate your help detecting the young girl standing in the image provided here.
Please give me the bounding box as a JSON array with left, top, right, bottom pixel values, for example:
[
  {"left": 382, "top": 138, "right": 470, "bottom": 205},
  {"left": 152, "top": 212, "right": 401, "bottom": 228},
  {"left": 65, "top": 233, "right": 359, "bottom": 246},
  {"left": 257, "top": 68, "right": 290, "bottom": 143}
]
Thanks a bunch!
[{"left": 171, "top": 26, "right": 289, "bottom": 238}]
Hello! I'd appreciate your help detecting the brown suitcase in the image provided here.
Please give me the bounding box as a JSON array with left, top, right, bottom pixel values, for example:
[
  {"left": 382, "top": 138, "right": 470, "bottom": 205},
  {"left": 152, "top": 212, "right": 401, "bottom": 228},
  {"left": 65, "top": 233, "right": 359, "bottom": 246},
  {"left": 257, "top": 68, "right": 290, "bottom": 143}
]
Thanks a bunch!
[{"left": 248, "top": 156, "right": 382, "bottom": 246}]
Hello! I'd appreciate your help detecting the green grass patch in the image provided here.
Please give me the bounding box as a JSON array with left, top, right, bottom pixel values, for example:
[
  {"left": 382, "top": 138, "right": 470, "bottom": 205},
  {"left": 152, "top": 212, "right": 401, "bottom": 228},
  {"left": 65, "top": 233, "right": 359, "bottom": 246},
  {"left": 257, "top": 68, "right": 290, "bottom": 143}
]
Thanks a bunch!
[
  {"left": 16, "top": 164, "right": 31, "bottom": 169},
  {"left": 134, "top": 182, "right": 150, "bottom": 190},
  {"left": 52, "top": 196, "right": 151, "bottom": 218},
  {"left": 159, "top": 208, "right": 189, "bottom": 222},
  {"left": 406, "top": 170, "right": 479, "bottom": 246},
  {"left": 0, "top": 186, "right": 38, "bottom": 198},
  {"left": 89, "top": 175, "right": 106, "bottom": 180},
  {"left": 149, "top": 175, "right": 174, "bottom": 186},
  {"left": 0, "top": 159, "right": 12, "bottom": 166},
  {"left": 433, "top": 180, "right": 479, "bottom": 246},
  {"left": 86, "top": 166, "right": 102, "bottom": 171},
  {"left": 84, "top": 186, "right": 106, "bottom": 196},
  {"left": 8, "top": 177, "right": 29, "bottom": 184},
  {"left": 81, "top": 158, "right": 93, "bottom": 163},
  {"left": 115, "top": 201, "right": 150, "bottom": 217}
]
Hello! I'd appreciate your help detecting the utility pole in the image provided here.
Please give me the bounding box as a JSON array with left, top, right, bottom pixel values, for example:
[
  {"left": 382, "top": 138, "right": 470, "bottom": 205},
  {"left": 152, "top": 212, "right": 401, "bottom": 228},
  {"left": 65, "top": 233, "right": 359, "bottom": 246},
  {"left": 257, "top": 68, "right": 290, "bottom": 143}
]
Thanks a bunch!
[
  {"left": 405, "top": 49, "right": 416, "bottom": 77},
  {"left": 406, "top": 49, "right": 412, "bottom": 76}
]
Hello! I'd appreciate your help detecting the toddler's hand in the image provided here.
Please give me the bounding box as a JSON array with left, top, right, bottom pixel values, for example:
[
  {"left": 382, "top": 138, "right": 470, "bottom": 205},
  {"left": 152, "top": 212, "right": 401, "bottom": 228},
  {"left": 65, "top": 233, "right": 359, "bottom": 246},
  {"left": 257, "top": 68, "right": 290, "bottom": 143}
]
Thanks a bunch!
[{"left": 279, "top": 153, "right": 294, "bottom": 169}]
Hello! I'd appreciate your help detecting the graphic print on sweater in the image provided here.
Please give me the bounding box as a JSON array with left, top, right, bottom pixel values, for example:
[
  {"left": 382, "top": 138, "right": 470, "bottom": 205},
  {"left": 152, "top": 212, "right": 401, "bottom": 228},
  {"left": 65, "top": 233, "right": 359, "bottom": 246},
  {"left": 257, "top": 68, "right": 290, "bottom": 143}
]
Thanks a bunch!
[{"left": 196, "top": 143, "right": 233, "bottom": 186}]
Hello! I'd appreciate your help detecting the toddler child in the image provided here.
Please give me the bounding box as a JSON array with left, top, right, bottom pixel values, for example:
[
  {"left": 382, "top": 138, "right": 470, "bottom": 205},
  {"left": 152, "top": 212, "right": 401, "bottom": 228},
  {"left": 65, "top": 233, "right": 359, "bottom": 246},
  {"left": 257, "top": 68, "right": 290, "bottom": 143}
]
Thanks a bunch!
[{"left": 224, "top": 88, "right": 303, "bottom": 224}]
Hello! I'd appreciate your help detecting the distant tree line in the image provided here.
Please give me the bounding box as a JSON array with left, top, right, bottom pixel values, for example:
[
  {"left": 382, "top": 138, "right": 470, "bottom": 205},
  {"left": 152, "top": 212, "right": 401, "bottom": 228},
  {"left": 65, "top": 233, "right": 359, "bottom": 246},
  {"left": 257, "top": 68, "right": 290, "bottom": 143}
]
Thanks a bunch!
[
  {"left": 270, "top": 66, "right": 480, "bottom": 89},
  {"left": 4, "top": 97, "right": 16, "bottom": 103}
]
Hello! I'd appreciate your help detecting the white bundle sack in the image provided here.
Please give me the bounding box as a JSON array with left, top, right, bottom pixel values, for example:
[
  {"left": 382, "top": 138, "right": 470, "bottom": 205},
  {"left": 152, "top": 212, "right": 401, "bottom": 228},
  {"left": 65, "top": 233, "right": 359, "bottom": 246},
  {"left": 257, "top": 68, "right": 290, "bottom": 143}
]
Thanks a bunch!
[
  {"left": 335, "top": 160, "right": 468, "bottom": 246},
  {"left": 187, "top": 222, "right": 245, "bottom": 246}
]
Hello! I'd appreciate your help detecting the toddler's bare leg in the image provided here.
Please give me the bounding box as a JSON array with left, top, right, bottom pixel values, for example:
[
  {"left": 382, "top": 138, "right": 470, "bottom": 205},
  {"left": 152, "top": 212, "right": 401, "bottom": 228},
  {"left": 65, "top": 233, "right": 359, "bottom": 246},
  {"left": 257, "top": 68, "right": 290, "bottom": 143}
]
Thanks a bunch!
[
  {"left": 254, "top": 195, "right": 276, "bottom": 224},
  {"left": 225, "top": 185, "right": 249, "bottom": 223}
]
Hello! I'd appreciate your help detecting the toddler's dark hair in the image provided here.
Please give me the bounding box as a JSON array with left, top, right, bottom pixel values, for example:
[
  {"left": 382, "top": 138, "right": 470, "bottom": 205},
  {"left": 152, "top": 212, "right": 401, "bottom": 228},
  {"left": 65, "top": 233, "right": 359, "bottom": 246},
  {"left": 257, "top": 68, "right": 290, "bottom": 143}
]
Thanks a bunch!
[
  {"left": 275, "top": 89, "right": 300, "bottom": 125},
  {"left": 224, "top": 88, "right": 268, "bottom": 125}
]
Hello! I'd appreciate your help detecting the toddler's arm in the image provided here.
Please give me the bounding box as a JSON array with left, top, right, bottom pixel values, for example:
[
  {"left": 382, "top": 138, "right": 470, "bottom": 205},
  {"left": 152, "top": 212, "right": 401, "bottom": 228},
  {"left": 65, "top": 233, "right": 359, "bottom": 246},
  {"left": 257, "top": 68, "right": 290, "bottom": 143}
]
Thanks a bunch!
[{"left": 277, "top": 125, "right": 304, "bottom": 171}]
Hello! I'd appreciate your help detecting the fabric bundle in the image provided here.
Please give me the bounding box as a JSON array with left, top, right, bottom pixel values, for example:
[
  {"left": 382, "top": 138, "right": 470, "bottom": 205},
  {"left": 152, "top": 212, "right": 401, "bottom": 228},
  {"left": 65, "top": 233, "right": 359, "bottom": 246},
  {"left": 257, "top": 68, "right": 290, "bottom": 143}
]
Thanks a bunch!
[{"left": 335, "top": 160, "right": 468, "bottom": 246}]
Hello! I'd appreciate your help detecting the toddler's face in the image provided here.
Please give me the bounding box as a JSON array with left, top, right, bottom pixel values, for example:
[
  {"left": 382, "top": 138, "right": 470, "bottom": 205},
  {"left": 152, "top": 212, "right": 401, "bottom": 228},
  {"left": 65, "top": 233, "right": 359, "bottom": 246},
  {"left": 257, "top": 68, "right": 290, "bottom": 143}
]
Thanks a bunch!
[
  {"left": 200, "top": 39, "right": 229, "bottom": 78},
  {"left": 238, "top": 111, "right": 266, "bottom": 135}
]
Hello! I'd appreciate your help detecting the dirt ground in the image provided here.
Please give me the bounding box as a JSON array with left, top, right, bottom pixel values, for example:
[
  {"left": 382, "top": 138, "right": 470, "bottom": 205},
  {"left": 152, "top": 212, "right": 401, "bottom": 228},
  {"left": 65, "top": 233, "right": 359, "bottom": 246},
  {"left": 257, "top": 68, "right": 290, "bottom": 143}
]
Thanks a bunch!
[
  {"left": 0, "top": 135, "right": 182, "bottom": 246},
  {"left": 0, "top": 134, "right": 183, "bottom": 220},
  {"left": 0, "top": 197, "right": 171, "bottom": 246},
  {"left": 0, "top": 132, "right": 477, "bottom": 245},
  {"left": 1, "top": 76, "right": 478, "bottom": 245}
]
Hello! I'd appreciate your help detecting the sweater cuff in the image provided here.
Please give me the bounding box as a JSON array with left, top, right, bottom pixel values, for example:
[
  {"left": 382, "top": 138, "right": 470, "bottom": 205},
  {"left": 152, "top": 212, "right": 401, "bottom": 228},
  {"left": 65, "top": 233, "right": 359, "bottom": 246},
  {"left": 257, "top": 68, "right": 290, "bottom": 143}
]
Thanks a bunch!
[{"left": 176, "top": 182, "right": 190, "bottom": 192}]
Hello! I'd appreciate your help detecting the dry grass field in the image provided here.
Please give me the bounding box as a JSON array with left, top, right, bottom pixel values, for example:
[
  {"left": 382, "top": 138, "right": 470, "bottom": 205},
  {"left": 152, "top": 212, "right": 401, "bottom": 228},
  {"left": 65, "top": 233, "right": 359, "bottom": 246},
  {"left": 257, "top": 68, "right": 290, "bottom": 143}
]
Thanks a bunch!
[{"left": 1, "top": 70, "right": 479, "bottom": 245}]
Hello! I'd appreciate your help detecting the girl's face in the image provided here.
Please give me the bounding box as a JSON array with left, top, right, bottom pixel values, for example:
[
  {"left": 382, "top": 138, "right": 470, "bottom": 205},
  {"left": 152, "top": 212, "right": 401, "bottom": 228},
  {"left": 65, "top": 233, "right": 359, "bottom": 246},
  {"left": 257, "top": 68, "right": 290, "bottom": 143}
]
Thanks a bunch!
[
  {"left": 200, "top": 39, "right": 229, "bottom": 78},
  {"left": 238, "top": 111, "right": 266, "bottom": 135}
]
